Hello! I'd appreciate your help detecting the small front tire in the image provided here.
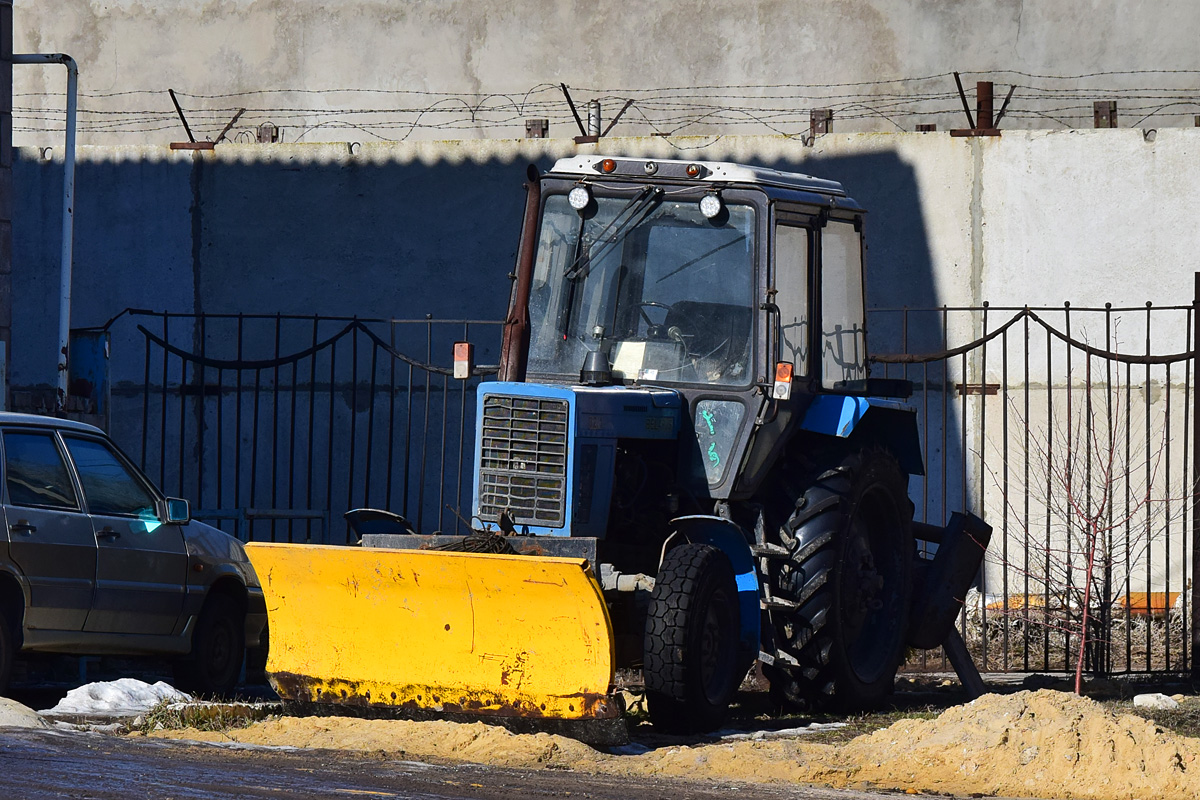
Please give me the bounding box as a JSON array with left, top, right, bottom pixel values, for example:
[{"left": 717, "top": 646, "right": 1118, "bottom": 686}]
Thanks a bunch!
[{"left": 643, "top": 543, "right": 741, "bottom": 733}]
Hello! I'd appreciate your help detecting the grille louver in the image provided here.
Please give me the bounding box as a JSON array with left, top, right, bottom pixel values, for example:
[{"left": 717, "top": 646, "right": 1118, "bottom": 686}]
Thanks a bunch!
[{"left": 479, "top": 394, "right": 569, "bottom": 527}]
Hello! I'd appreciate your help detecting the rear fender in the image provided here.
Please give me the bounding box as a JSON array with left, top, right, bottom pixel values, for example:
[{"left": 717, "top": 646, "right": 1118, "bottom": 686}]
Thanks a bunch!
[
  {"left": 800, "top": 395, "right": 925, "bottom": 476},
  {"left": 667, "top": 516, "right": 760, "bottom": 657}
]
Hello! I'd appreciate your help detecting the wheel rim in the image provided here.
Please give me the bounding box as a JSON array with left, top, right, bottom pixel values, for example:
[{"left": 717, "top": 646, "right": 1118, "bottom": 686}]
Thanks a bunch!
[{"left": 840, "top": 483, "right": 905, "bottom": 685}]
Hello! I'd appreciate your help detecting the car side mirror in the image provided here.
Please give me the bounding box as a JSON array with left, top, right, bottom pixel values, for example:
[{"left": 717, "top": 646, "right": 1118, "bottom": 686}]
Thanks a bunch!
[{"left": 165, "top": 497, "right": 191, "bottom": 524}]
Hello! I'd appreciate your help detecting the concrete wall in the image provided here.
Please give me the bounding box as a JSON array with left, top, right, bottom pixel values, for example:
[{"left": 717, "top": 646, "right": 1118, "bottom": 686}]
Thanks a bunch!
[{"left": 11, "top": 1, "right": 1200, "bottom": 146}]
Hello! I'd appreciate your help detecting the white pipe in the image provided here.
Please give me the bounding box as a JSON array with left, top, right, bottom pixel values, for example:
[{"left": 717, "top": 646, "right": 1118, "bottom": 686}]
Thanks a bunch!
[{"left": 13, "top": 53, "right": 77, "bottom": 412}]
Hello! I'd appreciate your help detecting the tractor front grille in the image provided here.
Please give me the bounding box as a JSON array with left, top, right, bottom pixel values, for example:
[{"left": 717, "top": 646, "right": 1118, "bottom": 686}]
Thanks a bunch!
[{"left": 478, "top": 393, "right": 569, "bottom": 527}]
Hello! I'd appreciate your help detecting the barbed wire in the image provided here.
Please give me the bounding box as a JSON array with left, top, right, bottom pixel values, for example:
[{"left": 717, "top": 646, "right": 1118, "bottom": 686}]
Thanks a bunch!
[{"left": 10, "top": 72, "right": 1200, "bottom": 141}]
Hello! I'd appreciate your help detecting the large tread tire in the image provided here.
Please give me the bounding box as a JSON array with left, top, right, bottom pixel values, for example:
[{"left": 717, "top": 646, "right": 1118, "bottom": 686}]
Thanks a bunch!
[
  {"left": 764, "top": 449, "right": 914, "bottom": 711},
  {"left": 173, "top": 593, "right": 245, "bottom": 697},
  {"left": 643, "top": 543, "right": 741, "bottom": 733}
]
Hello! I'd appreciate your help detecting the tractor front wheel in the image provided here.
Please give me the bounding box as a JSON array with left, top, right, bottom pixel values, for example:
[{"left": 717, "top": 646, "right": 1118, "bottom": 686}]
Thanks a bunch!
[{"left": 643, "top": 543, "right": 741, "bottom": 733}]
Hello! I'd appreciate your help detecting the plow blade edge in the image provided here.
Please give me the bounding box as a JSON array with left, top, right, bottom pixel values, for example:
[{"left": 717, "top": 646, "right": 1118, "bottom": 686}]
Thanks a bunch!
[{"left": 246, "top": 543, "right": 618, "bottom": 722}]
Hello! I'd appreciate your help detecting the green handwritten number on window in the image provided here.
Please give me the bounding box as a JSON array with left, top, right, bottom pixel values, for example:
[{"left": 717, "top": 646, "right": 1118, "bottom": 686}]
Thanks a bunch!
[
  {"left": 707, "top": 441, "right": 720, "bottom": 467},
  {"left": 701, "top": 408, "right": 716, "bottom": 435}
]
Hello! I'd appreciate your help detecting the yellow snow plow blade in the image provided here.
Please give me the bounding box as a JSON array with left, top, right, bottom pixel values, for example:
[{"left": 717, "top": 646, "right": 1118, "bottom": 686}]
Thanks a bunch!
[{"left": 245, "top": 542, "right": 618, "bottom": 723}]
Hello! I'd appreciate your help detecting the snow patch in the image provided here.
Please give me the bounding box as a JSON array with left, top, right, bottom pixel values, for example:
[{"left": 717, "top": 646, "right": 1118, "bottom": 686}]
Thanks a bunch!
[
  {"left": 44, "top": 679, "right": 192, "bottom": 717},
  {"left": 715, "top": 722, "right": 848, "bottom": 741}
]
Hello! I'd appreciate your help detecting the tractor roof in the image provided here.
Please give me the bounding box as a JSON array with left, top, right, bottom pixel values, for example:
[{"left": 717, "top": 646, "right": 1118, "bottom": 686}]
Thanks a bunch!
[
  {"left": 548, "top": 155, "right": 847, "bottom": 196},
  {"left": 546, "top": 155, "right": 860, "bottom": 211}
]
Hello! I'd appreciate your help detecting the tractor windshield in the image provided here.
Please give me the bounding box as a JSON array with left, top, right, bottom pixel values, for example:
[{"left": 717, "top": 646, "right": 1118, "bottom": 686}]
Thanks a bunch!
[{"left": 527, "top": 191, "right": 756, "bottom": 387}]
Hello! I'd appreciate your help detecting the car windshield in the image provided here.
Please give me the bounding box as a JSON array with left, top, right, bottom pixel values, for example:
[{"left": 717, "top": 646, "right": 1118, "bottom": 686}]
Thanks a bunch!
[{"left": 527, "top": 191, "right": 756, "bottom": 387}]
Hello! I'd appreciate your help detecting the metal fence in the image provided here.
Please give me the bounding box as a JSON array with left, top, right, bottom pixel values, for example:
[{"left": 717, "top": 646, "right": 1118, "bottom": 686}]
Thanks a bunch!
[
  {"left": 108, "top": 288, "right": 1198, "bottom": 678},
  {"left": 871, "top": 297, "right": 1195, "bottom": 676},
  {"left": 105, "top": 310, "right": 502, "bottom": 544}
]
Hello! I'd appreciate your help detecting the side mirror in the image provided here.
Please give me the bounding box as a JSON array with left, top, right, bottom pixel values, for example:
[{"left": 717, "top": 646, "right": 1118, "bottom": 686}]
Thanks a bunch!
[{"left": 165, "top": 497, "right": 191, "bottom": 524}]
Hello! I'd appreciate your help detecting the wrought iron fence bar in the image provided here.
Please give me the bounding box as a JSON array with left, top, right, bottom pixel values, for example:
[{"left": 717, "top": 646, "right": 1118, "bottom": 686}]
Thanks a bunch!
[
  {"left": 418, "top": 316, "right": 433, "bottom": 534},
  {"left": 347, "top": 317, "right": 360, "bottom": 533},
  {"left": 1000, "top": 314, "right": 1010, "bottom": 672},
  {"left": 270, "top": 315, "right": 282, "bottom": 541},
  {"left": 1193, "top": 276, "right": 1200, "bottom": 678},
  {"left": 325, "top": 326, "right": 338, "bottom": 542},
  {"left": 1143, "top": 304, "right": 1154, "bottom": 669},
  {"left": 305, "top": 316, "right": 319, "bottom": 544},
  {"left": 364, "top": 340, "right": 379, "bottom": 510},
  {"left": 159, "top": 315, "right": 169, "bottom": 489},
  {"left": 1022, "top": 310, "right": 1031, "bottom": 672}
]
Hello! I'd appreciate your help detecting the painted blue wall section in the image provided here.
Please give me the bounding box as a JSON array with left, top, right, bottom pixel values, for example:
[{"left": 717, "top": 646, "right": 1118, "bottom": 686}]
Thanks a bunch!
[{"left": 669, "top": 515, "right": 761, "bottom": 656}]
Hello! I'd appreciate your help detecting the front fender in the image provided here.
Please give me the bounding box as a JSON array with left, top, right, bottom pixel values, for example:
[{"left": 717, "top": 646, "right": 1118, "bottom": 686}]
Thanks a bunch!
[{"left": 668, "top": 515, "right": 760, "bottom": 658}]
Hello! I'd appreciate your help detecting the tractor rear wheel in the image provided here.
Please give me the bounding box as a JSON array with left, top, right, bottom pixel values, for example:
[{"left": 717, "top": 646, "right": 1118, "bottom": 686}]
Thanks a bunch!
[
  {"left": 764, "top": 449, "right": 913, "bottom": 710},
  {"left": 643, "top": 543, "right": 741, "bottom": 733}
]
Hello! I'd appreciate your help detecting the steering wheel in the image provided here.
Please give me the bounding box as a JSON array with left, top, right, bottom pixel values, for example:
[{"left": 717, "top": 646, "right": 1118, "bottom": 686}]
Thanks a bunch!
[{"left": 636, "top": 301, "right": 673, "bottom": 328}]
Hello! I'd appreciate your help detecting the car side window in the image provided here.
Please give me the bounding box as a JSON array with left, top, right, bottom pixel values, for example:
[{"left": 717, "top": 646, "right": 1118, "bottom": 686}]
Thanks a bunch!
[
  {"left": 3, "top": 431, "right": 80, "bottom": 510},
  {"left": 63, "top": 436, "right": 157, "bottom": 518}
]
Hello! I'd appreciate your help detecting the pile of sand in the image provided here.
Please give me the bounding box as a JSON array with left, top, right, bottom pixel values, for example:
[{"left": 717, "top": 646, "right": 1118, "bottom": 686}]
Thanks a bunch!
[
  {"left": 143, "top": 690, "right": 1200, "bottom": 800},
  {"left": 836, "top": 690, "right": 1200, "bottom": 799},
  {"left": 148, "top": 716, "right": 597, "bottom": 770}
]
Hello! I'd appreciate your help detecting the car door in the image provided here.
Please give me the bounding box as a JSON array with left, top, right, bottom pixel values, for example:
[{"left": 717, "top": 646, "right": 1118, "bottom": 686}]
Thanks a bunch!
[
  {"left": 1, "top": 428, "right": 97, "bottom": 631},
  {"left": 62, "top": 434, "right": 188, "bottom": 636}
]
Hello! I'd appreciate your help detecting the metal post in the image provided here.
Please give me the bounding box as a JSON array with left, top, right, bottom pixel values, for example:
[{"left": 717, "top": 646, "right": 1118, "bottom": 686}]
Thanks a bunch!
[
  {"left": 1094, "top": 101, "right": 1118, "bottom": 129},
  {"left": 12, "top": 53, "right": 77, "bottom": 412},
  {"left": 586, "top": 101, "right": 601, "bottom": 137},
  {"left": 810, "top": 108, "right": 833, "bottom": 138},
  {"left": 976, "top": 81, "right": 994, "bottom": 130},
  {"left": 1191, "top": 271, "right": 1200, "bottom": 678}
]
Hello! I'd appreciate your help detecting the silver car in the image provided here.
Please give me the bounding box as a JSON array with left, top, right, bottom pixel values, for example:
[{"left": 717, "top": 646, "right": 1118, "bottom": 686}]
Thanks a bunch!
[{"left": 0, "top": 413, "right": 267, "bottom": 695}]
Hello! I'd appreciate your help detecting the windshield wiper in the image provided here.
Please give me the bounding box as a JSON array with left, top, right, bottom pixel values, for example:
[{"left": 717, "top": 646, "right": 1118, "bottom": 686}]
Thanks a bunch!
[
  {"left": 558, "top": 186, "right": 663, "bottom": 344},
  {"left": 655, "top": 234, "right": 747, "bottom": 283},
  {"left": 564, "top": 186, "right": 662, "bottom": 281}
]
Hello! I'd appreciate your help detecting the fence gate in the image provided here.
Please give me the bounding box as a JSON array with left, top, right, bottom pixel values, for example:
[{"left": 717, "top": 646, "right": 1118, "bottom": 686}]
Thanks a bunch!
[{"left": 870, "top": 293, "right": 1196, "bottom": 678}]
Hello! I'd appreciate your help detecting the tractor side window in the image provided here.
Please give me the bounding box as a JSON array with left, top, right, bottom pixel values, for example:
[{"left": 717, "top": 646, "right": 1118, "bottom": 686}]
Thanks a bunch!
[
  {"left": 774, "top": 224, "right": 809, "bottom": 375},
  {"left": 820, "top": 221, "right": 867, "bottom": 387}
]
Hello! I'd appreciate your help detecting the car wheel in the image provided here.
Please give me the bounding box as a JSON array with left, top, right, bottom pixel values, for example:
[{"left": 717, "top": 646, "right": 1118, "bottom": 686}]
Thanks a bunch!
[{"left": 174, "top": 593, "right": 245, "bottom": 697}]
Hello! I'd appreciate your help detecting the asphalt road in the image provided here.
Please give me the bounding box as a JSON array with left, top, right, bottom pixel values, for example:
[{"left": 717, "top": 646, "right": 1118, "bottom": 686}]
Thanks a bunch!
[{"left": 0, "top": 727, "right": 915, "bottom": 800}]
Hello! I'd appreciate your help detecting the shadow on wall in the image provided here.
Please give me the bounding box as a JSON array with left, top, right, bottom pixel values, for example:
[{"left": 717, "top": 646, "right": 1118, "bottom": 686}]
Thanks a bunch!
[{"left": 10, "top": 145, "right": 966, "bottom": 533}]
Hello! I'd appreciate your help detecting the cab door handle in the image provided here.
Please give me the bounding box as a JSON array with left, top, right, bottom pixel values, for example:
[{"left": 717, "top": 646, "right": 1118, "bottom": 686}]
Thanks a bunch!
[
  {"left": 97, "top": 526, "right": 120, "bottom": 539},
  {"left": 10, "top": 520, "right": 35, "bottom": 535}
]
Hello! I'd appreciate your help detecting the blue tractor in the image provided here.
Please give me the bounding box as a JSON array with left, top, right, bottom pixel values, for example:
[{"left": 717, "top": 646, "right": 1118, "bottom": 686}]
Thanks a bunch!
[{"left": 252, "top": 155, "right": 989, "bottom": 738}]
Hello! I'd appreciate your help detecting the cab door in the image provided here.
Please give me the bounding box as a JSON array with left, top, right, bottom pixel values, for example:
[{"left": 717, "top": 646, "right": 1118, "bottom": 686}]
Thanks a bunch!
[
  {"left": 1, "top": 428, "right": 97, "bottom": 631},
  {"left": 62, "top": 435, "right": 188, "bottom": 636}
]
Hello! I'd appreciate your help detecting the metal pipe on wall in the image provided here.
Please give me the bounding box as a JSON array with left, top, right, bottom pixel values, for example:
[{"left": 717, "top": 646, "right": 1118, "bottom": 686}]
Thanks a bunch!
[{"left": 13, "top": 53, "right": 77, "bottom": 412}]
